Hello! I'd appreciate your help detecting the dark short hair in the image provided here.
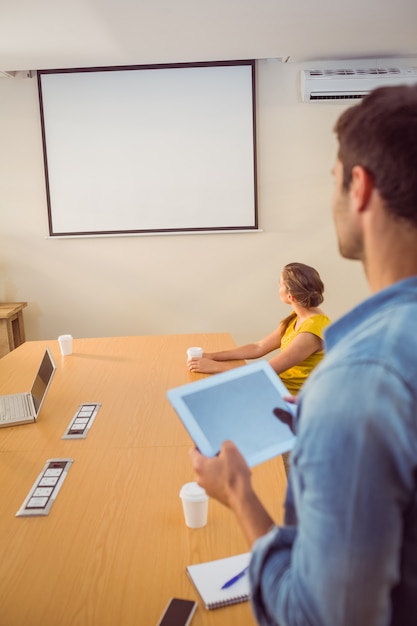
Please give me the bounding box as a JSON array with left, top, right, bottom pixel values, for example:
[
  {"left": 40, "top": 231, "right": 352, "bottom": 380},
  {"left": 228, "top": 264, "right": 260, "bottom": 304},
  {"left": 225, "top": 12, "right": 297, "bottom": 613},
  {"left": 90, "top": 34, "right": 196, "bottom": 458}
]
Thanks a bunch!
[{"left": 334, "top": 85, "right": 417, "bottom": 226}]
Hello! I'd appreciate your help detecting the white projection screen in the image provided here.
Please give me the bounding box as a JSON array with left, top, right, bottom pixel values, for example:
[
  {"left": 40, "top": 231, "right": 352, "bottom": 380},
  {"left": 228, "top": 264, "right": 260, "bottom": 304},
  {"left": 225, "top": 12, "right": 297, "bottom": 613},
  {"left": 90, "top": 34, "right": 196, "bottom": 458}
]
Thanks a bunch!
[{"left": 38, "top": 61, "right": 258, "bottom": 237}]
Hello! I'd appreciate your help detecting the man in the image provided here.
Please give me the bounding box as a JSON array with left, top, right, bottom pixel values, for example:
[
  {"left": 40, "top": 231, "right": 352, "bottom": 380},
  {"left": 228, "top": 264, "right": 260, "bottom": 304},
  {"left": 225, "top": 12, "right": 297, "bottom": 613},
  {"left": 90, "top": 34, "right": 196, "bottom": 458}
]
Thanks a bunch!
[{"left": 190, "top": 84, "right": 417, "bottom": 626}]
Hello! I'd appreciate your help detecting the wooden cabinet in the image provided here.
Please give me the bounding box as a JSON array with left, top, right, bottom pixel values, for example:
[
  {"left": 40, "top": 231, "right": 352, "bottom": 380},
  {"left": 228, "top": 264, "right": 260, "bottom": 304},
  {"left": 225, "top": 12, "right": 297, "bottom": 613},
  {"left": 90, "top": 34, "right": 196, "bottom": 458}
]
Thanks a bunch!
[{"left": 0, "top": 302, "right": 27, "bottom": 357}]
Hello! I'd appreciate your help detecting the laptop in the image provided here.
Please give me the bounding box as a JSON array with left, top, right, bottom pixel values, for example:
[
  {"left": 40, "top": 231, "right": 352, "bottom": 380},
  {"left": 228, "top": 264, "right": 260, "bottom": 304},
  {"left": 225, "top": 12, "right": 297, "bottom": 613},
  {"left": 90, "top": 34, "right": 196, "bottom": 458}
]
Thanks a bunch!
[
  {"left": 167, "top": 360, "right": 297, "bottom": 468},
  {"left": 0, "top": 348, "right": 56, "bottom": 428}
]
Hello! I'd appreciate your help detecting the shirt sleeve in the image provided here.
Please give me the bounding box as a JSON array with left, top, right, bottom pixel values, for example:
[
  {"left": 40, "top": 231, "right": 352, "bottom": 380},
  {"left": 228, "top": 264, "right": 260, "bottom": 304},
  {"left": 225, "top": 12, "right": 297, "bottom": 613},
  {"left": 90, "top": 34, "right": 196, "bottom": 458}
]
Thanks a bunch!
[
  {"left": 248, "top": 360, "right": 416, "bottom": 626},
  {"left": 297, "top": 315, "right": 331, "bottom": 340},
  {"left": 249, "top": 525, "right": 297, "bottom": 626}
]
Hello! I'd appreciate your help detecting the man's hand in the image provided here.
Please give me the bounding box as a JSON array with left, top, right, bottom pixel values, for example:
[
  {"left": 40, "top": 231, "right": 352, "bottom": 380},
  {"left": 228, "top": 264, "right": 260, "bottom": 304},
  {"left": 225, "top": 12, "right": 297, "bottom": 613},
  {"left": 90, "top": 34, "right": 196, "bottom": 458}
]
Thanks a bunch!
[
  {"left": 273, "top": 407, "right": 295, "bottom": 434},
  {"left": 189, "top": 440, "right": 252, "bottom": 508},
  {"left": 189, "top": 441, "right": 275, "bottom": 546}
]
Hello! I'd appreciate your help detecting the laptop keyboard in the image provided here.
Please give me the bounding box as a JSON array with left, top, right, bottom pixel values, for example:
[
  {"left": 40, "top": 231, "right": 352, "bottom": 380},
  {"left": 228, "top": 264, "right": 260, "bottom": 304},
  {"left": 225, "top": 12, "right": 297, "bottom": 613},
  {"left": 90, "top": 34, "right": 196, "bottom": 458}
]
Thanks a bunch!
[{"left": 0, "top": 394, "right": 32, "bottom": 423}]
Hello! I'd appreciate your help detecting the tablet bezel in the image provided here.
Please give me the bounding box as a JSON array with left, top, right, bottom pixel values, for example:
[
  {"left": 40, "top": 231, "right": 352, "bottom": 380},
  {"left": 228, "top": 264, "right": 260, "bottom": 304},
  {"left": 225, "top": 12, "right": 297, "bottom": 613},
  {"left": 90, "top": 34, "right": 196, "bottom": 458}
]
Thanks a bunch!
[{"left": 167, "top": 361, "right": 296, "bottom": 467}]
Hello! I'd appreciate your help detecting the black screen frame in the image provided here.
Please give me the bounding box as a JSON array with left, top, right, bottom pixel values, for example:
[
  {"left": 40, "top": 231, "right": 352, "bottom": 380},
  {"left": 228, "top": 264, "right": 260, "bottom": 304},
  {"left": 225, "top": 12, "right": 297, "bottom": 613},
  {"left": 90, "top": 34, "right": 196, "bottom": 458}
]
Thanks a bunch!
[{"left": 37, "top": 60, "right": 258, "bottom": 238}]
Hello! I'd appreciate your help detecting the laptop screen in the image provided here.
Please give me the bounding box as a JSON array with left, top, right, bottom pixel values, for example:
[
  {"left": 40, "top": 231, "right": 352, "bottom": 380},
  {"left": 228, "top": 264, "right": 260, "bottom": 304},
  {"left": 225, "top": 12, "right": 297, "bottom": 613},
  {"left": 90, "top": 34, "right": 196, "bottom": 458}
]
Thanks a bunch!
[{"left": 31, "top": 349, "right": 56, "bottom": 415}]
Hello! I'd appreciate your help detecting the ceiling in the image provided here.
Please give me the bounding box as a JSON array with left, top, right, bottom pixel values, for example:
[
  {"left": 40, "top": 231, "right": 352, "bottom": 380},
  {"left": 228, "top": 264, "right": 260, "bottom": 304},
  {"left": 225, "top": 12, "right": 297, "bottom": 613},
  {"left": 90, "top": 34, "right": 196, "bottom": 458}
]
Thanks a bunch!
[{"left": 1, "top": 0, "right": 417, "bottom": 72}]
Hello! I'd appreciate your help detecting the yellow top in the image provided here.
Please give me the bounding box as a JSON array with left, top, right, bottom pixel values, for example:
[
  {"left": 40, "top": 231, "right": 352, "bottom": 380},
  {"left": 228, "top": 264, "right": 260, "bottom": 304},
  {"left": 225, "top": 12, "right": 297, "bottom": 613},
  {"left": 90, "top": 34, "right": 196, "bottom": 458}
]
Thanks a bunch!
[{"left": 279, "top": 313, "right": 331, "bottom": 395}]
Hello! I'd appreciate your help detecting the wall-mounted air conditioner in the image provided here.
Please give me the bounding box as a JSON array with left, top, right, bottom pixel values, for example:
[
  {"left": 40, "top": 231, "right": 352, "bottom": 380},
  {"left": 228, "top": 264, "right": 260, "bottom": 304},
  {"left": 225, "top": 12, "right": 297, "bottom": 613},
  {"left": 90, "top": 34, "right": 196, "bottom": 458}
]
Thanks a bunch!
[
  {"left": 0, "top": 70, "right": 33, "bottom": 79},
  {"left": 301, "top": 67, "right": 417, "bottom": 102}
]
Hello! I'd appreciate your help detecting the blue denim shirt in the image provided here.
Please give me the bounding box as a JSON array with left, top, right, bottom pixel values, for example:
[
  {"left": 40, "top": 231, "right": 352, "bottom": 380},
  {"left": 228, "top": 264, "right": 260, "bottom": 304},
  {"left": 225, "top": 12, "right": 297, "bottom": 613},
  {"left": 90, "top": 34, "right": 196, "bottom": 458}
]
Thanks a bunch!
[{"left": 250, "top": 277, "right": 417, "bottom": 626}]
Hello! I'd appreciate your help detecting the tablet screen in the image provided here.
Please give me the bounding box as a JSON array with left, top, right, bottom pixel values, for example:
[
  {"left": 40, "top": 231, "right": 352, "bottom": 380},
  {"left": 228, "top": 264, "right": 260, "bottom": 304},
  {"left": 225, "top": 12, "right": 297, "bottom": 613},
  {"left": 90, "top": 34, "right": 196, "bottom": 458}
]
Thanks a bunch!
[{"left": 168, "top": 362, "right": 296, "bottom": 466}]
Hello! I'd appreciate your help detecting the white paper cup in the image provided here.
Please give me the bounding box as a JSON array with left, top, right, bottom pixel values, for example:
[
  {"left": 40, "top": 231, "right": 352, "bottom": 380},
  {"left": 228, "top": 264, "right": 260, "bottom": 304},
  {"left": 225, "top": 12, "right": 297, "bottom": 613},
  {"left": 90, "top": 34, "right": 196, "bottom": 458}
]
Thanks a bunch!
[
  {"left": 186, "top": 346, "right": 203, "bottom": 359},
  {"left": 58, "top": 334, "right": 73, "bottom": 356},
  {"left": 179, "top": 481, "right": 208, "bottom": 528}
]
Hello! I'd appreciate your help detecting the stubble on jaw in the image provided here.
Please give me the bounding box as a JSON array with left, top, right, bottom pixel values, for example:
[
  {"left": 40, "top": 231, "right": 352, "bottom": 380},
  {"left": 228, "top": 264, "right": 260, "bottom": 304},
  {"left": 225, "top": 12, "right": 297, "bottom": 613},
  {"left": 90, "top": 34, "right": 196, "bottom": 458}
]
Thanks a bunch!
[{"left": 331, "top": 160, "right": 364, "bottom": 263}]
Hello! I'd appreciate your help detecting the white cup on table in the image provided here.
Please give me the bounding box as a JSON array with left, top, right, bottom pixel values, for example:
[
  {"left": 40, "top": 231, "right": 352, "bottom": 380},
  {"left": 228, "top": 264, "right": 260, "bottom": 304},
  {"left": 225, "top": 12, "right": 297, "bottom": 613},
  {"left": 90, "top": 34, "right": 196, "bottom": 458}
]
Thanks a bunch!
[
  {"left": 186, "top": 346, "right": 203, "bottom": 361},
  {"left": 58, "top": 334, "right": 73, "bottom": 356},
  {"left": 179, "top": 481, "right": 209, "bottom": 528}
]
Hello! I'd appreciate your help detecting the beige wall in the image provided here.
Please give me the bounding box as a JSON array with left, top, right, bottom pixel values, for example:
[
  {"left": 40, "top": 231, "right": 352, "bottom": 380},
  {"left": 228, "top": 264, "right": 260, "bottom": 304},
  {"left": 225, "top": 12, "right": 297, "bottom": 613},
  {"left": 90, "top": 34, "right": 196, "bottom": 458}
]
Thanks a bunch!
[{"left": 3, "top": 57, "right": 408, "bottom": 347}]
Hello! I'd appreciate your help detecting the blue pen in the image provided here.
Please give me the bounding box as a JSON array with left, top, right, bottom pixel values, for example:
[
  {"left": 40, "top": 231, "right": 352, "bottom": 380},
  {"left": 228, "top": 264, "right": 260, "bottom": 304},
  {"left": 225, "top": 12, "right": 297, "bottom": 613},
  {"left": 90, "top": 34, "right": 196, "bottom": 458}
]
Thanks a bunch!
[{"left": 221, "top": 566, "right": 248, "bottom": 589}]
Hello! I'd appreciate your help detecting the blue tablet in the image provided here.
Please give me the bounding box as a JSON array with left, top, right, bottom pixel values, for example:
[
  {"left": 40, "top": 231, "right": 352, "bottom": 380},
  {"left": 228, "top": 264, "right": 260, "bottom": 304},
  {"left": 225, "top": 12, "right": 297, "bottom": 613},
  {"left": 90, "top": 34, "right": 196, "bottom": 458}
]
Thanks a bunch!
[{"left": 167, "top": 361, "right": 296, "bottom": 467}]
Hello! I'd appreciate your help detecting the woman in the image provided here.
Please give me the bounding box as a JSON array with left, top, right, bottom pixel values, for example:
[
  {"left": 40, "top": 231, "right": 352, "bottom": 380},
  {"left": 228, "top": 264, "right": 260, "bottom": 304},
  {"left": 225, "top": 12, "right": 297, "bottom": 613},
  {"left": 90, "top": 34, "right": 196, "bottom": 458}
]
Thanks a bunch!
[{"left": 187, "top": 262, "right": 331, "bottom": 395}]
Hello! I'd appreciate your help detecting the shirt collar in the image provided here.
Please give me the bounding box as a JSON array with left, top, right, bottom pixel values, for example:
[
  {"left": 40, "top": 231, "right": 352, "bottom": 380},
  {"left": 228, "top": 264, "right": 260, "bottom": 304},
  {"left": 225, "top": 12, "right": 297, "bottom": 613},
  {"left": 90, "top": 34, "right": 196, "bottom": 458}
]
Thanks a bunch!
[{"left": 324, "top": 275, "right": 417, "bottom": 351}]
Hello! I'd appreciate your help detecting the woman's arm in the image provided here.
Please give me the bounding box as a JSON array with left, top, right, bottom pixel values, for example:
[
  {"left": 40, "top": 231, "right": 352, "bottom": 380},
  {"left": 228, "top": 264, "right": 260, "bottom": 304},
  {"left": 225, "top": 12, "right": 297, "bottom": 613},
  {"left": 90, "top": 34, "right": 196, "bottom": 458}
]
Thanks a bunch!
[
  {"left": 268, "top": 332, "right": 323, "bottom": 375},
  {"left": 209, "top": 326, "right": 284, "bottom": 361},
  {"left": 188, "top": 327, "right": 284, "bottom": 374}
]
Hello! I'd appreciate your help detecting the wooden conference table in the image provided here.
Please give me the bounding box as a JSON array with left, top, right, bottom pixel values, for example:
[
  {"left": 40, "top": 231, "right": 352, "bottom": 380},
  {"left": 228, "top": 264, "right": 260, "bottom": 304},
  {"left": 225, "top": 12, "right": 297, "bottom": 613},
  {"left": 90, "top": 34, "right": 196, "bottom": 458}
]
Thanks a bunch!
[{"left": 0, "top": 334, "right": 287, "bottom": 626}]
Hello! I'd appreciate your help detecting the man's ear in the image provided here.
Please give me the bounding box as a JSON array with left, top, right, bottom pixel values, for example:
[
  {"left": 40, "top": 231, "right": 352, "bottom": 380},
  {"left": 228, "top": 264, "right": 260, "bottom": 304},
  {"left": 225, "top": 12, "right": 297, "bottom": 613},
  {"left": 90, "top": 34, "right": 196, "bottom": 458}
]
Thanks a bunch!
[{"left": 350, "top": 165, "right": 374, "bottom": 213}]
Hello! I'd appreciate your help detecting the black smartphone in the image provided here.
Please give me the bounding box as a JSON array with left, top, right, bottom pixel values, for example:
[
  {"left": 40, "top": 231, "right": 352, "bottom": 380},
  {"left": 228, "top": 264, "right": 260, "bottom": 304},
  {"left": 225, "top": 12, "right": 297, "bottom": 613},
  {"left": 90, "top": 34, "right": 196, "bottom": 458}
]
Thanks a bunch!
[{"left": 156, "top": 598, "right": 197, "bottom": 626}]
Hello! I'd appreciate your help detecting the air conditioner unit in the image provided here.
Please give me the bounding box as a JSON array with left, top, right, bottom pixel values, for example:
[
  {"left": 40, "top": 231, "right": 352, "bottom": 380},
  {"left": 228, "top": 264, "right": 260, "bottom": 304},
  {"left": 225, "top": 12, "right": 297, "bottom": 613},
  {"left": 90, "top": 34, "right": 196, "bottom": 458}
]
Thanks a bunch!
[
  {"left": 300, "top": 67, "right": 417, "bottom": 102},
  {"left": 0, "top": 70, "right": 33, "bottom": 79}
]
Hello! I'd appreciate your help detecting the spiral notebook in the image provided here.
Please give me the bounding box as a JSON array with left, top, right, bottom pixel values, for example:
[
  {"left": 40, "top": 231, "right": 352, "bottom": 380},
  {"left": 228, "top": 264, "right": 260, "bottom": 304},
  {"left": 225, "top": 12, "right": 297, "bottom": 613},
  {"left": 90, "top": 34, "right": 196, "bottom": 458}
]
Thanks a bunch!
[{"left": 187, "top": 552, "right": 250, "bottom": 610}]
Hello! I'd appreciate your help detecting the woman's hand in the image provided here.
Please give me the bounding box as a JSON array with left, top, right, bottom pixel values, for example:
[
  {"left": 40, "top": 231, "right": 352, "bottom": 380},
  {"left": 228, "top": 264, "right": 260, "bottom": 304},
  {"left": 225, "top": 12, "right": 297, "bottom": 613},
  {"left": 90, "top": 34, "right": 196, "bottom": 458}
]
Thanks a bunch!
[{"left": 187, "top": 356, "right": 225, "bottom": 374}]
